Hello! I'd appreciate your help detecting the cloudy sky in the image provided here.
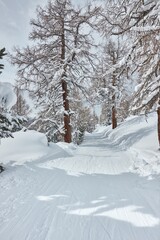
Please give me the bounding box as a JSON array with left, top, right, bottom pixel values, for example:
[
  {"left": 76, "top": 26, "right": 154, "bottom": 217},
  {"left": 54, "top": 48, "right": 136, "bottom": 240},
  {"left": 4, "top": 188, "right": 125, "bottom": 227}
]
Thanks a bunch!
[{"left": 0, "top": 0, "right": 86, "bottom": 84}]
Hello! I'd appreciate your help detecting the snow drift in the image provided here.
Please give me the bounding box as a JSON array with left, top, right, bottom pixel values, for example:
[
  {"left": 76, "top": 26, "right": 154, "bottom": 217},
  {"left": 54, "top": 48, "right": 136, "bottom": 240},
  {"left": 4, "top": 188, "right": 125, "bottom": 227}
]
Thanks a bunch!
[{"left": 94, "top": 112, "right": 160, "bottom": 176}]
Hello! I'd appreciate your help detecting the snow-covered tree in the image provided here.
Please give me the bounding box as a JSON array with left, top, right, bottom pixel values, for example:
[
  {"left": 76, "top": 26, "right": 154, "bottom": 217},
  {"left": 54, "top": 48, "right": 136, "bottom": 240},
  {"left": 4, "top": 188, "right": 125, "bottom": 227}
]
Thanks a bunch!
[
  {"left": 99, "top": 0, "right": 160, "bottom": 145},
  {"left": 71, "top": 89, "right": 98, "bottom": 144},
  {"left": 0, "top": 49, "right": 13, "bottom": 139},
  {"left": 0, "top": 48, "right": 6, "bottom": 74},
  {"left": 0, "top": 50, "right": 27, "bottom": 172},
  {"left": 11, "top": 0, "right": 99, "bottom": 143},
  {"left": 0, "top": 82, "right": 26, "bottom": 138},
  {"left": 28, "top": 85, "right": 64, "bottom": 143},
  {"left": 93, "top": 37, "right": 131, "bottom": 128},
  {"left": 12, "top": 85, "right": 31, "bottom": 117}
]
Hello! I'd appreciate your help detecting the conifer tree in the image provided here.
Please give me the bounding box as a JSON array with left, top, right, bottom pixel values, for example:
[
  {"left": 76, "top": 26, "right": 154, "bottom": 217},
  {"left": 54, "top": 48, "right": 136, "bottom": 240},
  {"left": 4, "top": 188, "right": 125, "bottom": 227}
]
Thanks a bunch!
[
  {"left": 11, "top": 0, "right": 99, "bottom": 143},
  {"left": 99, "top": 0, "right": 160, "bottom": 145},
  {"left": 0, "top": 48, "right": 6, "bottom": 74},
  {"left": 0, "top": 48, "right": 11, "bottom": 139},
  {"left": 0, "top": 48, "right": 6, "bottom": 172},
  {"left": 93, "top": 38, "right": 130, "bottom": 128},
  {"left": 0, "top": 50, "right": 25, "bottom": 141}
]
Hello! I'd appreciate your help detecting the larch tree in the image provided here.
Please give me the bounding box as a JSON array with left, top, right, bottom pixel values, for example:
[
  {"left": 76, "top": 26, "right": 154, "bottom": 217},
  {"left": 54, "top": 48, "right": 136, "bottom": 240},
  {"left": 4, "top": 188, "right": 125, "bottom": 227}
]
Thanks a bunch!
[
  {"left": 93, "top": 38, "right": 130, "bottom": 128},
  {"left": 70, "top": 88, "right": 98, "bottom": 144},
  {"left": 12, "top": 85, "right": 31, "bottom": 117},
  {"left": 100, "top": 0, "right": 160, "bottom": 145},
  {"left": 11, "top": 0, "right": 99, "bottom": 143}
]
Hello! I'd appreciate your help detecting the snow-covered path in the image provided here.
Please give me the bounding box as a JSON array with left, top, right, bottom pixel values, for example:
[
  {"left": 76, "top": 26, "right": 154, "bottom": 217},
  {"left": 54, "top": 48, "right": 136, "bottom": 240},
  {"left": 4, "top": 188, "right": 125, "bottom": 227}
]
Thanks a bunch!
[{"left": 0, "top": 131, "right": 160, "bottom": 240}]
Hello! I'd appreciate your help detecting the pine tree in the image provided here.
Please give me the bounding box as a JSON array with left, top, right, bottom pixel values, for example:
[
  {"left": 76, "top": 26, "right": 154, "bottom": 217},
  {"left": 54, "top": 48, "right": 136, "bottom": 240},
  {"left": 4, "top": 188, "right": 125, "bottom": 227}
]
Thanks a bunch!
[
  {"left": 0, "top": 51, "right": 25, "bottom": 140},
  {"left": 0, "top": 84, "right": 26, "bottom": 139},
  {"left": 0, "top": 48, "right": 6, "bottom": 74},
  {"left": 0, "top": 48, "right": 11, "bottom": 139},
  {"left": 0, "top": 48, "right": 7, "bottom": 172},
  {"left": 0, "top": 113, "right": 13, "bottom": 138}
]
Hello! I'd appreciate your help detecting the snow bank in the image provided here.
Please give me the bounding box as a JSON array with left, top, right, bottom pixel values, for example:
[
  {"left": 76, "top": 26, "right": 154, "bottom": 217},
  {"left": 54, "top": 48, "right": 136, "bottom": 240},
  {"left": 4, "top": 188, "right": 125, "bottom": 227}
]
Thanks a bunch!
[
  {"left": 0, "top": 130, "right": 65, "bottom": 165},
  {"left": 130, "top": 129, "right": 160, "bottom": 176},
  {"left": 103, "top": 114, "right": 157, "bottom": 149},
  {"left": 94, "top": 124, "right": 108, "bottom": 134},
  {"left": 56, "top": 142, "right": 77, "bottom": 155},
  {"left": 0, "top": 112, "right": 159, "bottom": 176},
  {"left": 93, "top": 112, "right": 160, "bottom": 176}
]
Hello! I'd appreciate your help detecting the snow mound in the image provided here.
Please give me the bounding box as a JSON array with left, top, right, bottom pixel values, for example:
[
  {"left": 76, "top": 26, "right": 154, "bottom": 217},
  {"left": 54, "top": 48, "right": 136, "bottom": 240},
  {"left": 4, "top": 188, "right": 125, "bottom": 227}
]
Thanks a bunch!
[
  {"left": 0, "top": 130, "right": 64, "bottom": 165},
  {"left": 93, "top": 112, "right": 160, "bottom": 176},
  {"left": 103, "top": 113, "right": 157, "bottom": 150},
  {"left": 56, "top": 142, "right": 77, "bottom": 155},
  {"left": 94, "top": 124, "right": 108, "bottom": 134}
]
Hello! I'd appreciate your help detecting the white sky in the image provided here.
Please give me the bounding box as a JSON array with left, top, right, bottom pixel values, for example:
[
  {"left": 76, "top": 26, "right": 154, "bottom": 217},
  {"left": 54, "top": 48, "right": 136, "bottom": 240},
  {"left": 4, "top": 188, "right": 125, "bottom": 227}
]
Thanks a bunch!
[{"left": 0, "top": 0, "right": 88, "bottom": 84}]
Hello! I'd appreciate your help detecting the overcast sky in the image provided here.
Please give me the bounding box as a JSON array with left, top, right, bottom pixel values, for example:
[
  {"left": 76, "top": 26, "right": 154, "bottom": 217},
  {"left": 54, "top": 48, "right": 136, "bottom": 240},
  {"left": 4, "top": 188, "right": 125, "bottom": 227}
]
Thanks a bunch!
[{"left": 0, "top": 0, "right": 87, "bottom": 84}]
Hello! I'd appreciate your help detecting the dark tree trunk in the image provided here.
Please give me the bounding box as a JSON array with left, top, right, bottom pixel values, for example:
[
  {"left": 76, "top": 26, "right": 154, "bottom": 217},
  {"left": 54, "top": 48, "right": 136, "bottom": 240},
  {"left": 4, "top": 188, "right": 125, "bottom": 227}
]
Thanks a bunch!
[
  {"left": 112, "top": 106, "right": 117, "bottom": 129},
  {"left": 62, "top": 80, "right": 72, "bottom": 143},
  {"left": 61, "top": 23, "right": 72, "bottom": 143},
  {"left": 16, "top": 87, "right": 22, "bottom": 115},
  {"left": 112, "top": 72, "right": 117, "bottom": 129},
  {"left": 157, "top": 105, "right": 160, "bottom": 146}
]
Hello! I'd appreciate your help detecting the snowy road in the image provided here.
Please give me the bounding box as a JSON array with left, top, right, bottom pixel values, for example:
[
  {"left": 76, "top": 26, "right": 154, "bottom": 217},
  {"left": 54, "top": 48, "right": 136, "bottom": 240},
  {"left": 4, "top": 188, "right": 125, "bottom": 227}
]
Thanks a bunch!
[{"left": 0, "top": 131, "right": 160, "bottom": 240}]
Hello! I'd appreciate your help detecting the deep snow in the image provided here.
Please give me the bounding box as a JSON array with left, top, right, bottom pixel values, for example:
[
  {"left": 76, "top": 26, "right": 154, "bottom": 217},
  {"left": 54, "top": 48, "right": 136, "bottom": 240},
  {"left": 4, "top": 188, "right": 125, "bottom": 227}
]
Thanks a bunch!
[{"left": 0, "top": 112, "right": 160, "bottom": 240}]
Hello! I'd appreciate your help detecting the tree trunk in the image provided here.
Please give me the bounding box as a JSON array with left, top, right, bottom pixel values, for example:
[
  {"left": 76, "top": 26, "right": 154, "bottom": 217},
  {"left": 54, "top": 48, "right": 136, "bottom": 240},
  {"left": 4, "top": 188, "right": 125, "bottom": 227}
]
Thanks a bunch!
[
  {"left": 61, "top": 22, "right": 72, "bottom": 143},
  {"left": 157, "top": 105, "right": 160, "bottom": 147},
  {"left": 112, "top": 106, "right": 117, "bottom": 129},
  {"left": 112, "top": 71, "right": 117, "bottom": 129},
  {"left": 62, "top": 79, "right": 72, "bottom": 143}
]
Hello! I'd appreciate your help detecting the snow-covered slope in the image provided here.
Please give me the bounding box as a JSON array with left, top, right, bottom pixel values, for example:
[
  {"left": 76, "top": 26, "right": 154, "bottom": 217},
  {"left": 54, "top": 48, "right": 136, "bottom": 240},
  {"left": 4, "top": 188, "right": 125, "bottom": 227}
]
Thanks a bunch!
[
  {"left": 0, "top": 113, "right": 159, "bottom": 240},
  {"left": 94, "top": 112, "right": 160, "bottom": 176},
  {"left": 0, "top": 130, "right": 69, "bottom": 165}
]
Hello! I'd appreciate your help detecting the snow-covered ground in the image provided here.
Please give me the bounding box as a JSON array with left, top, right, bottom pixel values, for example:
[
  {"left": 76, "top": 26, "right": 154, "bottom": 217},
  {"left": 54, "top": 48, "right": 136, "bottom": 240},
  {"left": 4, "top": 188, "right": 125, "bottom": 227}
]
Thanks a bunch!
[{"left": 0, "top": 113, "right": 160, "bottom": 240}]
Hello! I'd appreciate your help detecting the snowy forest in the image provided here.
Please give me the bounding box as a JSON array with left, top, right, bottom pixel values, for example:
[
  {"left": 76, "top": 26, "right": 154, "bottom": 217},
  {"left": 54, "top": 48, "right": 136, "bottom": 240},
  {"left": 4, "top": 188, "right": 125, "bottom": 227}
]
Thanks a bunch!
[{"left": 0, "top": 0, "right": 160, "bottom": 239}]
